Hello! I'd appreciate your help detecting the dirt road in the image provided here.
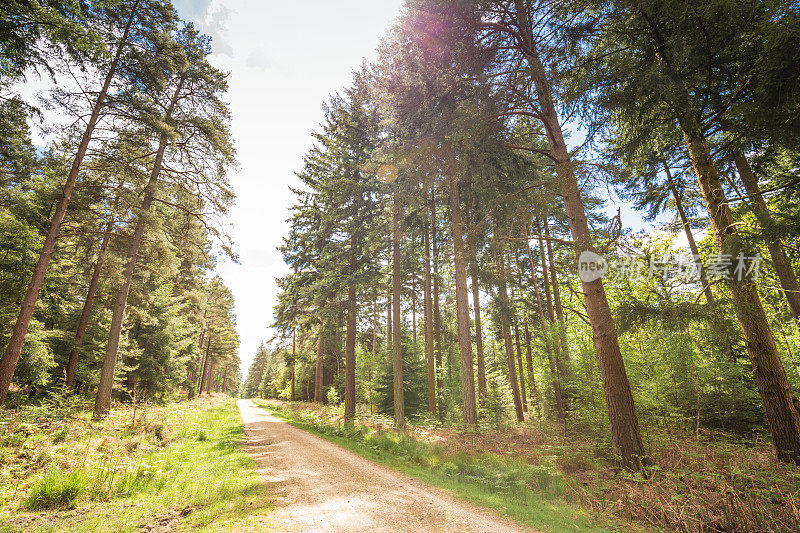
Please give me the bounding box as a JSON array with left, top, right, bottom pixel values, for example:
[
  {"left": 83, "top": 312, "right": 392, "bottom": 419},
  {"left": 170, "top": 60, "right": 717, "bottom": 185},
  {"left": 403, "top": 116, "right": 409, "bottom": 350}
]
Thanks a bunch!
[{"left": 237, "top": 399, "right": 532, "bottom": 532}]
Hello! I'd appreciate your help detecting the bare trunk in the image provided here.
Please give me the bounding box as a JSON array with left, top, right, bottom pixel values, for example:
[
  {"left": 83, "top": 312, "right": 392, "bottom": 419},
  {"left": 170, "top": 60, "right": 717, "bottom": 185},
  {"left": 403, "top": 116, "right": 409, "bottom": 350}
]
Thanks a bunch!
[
  {"left": 200, "top": 336, "right": 211, "bottom": 395},
  {"left": 65, "top": 215, "right": 114, "bottom": 388},
  {"left": 431, "top": 189, "right": 443, "bottom": 396},
  {"left": 534, "top": 222, "right": 566, "bottom": 421},
  {"left": 411, "top": 277, "right": 417, "bottom": 345},
  {"left": 512, "top": 317, "right": 528, "bottom": 412},
  {"left": 517, "top": 22, "right": 644, "bottom": 467},
  {"left": 344, "top": 282, "right": 357, "bottom": 421},
  {"left": 206, "top": 361, "right": 214, "bottom": 395},
  {"left": 93, "top": 76, "right": 184, "bottom": 419},
  {"left": 315, "top": 326, "right": 324, "bottom": 403},
  {"left": 291, "top": 329, "right": 296, "bottom": 402},
  {"left": 524, "top": 323, "right": 540, "bottom": 418},
  {"left": 735, "top": 153, "right": 800, "bottom": 324},
  {"left": 423, "top": 195, "right": 437, "bottom": 414},
  {"left": 664, "top": 162, "right": 715, "bottom": 306},
  {"left": 544, "top": 217, "right": 571, "bottom": 383},
  {"left": 471, "top": 259, "right": 487, "bottom": 404},
  {"left": 682, "top": 121, "right": 800, "bottom": 463},
  {"left": 499, "top": 248, "right": 524, "bottom": 422},
  {"left": 449, "top": 177, "right": 477, "bottom": 425},
  {"left": 386, "top": 291, "right": 392, "bottom": 362},
  {"left": 392, "top": 196, "right": 405, "bottom": 429},
  {"left": 0, "top": 3, "right": 140, "bottom": 405}
]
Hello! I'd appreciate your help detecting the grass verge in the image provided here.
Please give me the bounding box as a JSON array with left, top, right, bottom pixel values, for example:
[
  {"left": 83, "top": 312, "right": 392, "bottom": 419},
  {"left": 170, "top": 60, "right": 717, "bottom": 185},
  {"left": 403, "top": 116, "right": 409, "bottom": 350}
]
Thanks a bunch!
[
  {"left": 1, "top": 397, "right": 270, "bottom": 532},
  {"left": 253, "top": 398, "right": 614, "bottom": 532}
]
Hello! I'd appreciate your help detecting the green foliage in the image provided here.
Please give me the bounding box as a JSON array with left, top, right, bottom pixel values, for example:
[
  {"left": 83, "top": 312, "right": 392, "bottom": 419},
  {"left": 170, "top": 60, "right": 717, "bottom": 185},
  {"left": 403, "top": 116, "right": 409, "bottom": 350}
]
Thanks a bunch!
[{"left": 374, "top": 337, "right": 427, "bottom": 418}]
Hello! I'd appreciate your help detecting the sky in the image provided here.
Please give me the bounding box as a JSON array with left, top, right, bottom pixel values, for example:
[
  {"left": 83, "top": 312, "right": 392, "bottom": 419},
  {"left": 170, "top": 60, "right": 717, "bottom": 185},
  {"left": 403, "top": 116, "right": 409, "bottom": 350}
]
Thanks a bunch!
[{"left": 174, "top": 0, "right": 406, "bottom": 373}]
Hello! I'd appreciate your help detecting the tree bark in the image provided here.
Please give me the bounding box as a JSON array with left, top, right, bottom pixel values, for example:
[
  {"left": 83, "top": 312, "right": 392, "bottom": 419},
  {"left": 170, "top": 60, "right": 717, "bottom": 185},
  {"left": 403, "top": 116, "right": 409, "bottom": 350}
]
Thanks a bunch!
[
  {"left": 65, "top": 215, "right": 115, "bottom": 389},
  {"left": 526, "top": 222, "right": 566, "bottom": 421},
  {"left": 524, "top": 323, "right": 540, "bottom": 418},
  {"left": 734, "top": 153, "right": 800, "bottom": 324},
  {"left": 515, "top": 19, "right": 645, "bottom": 467},
  {"left": 291, "top": 328, "right": 296, "bottom": 402},
  {"left": 512, "top": 316, "right": 528, "bottom": 412},
  {"left": 92, "top": 75, "right": 184, "bottom": 419},
  {"left": 423, "top": 193, "right": 437, "bottom": 414},
  {"left": 471, "top": 258, "right": 487, "bottom": 404},
  {"left": 315, "top": 325, "right": 324, "bottom": 403},
  {"left": 449, "top": 177, "right": 478, "bottom": 425},
  {"left": 431, "top": 188, "right": 443, "bottom": 397},
  {"left": 411, "top": 277, "right": 417, "bottom": 345},
  {"left": 663, "top": 162, "right": 715, "bottom": 306},
  {"left": 344, "top": 281, "right": 357, "bottom": 421},
  {"left": 682, "top": 120, "right": 800, "bottom": 463},
  {"left": 0, "top": 3, "right": 140, "bottom": 406},
  {"left": 498, "top": 248, "right": 524, "bottom": 422},
  {"left": 543, "top": 217, "right": 571, "bottom": 384},
  {"left": 386, "top": 291, "right": 392, "bottom": 362},
  {"left": 200, "top": 336, "right": 212, "bottom": 396},
  {"left": 206, "top": 361, "right": 214, "bottom": 395},
  {"left": 392, "top": 195, "right": 405, "bottom": 429}
]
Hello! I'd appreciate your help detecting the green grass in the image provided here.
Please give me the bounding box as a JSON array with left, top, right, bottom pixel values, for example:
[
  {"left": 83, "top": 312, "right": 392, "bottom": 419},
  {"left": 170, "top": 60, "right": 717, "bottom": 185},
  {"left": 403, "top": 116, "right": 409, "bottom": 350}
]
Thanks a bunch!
[
  {"left": 23, "top": 469, "right": 88, "bottom": 511},
  {"left": 5, "top": 399, "right": 271, "bottom": 532},
  {"left": 254, "top": 399, "right": 614, "bottom": 532}
]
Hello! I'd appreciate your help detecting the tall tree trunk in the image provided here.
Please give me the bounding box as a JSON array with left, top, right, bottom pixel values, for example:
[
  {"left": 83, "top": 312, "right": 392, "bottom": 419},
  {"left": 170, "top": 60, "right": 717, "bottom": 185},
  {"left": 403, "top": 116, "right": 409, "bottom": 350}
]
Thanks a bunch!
[
  {"left": 431, "top": 189, "right": 443, "bottom": 397},
  {"left": 199, "top": 336, "right": 211, "bottom": 396},
  {"left": 734, "top": 153, "right": 800, "bottom": 324},
  {"left": 423, "top": 196, "right": 437, "bottom": 414},
  {"left": 526, "top": 222, "right": 566, "bottom": 421},
  {"left": 206, "top": 361, "right": 214, "bottom": 395},
  {"left": 535, "top": 221, "right": 567, "bottom": 420},
  {"left": 0, "top": 3, "right": 141, "bottom": 406},
  {"left": 664, "top": 161, "right": 740, "bottom": 362},
  {"left": 663, "top": 162, "right": 715, "bottom": 306},
  {"left": 637, "top": 1, "right": 800, "bottom": 463},
  {"left": 291, "top": 328, "right": 296, "bottom": 402},
  {"left": 498, "top": 247, "right": 524, "bottom": 422},
  {"left": 315, "top": 326, "right": 324, "bottom": 403},
  {"left": 469, "top": 196, "right": 487, "bottom": 404},
  {"left": 516, "top": 22, "right": 644, "bottom": 467},
  {"left": 344, "top": 281, "right": 357, "bottom": 421},
  {"left": 682, "top": 119, "right": 800, "bottom": 463},
  {"left": 92, "top": 76, "right": 185, "bottom": 419},
  {"left": 512, "top": 317, "right": 528, "bottom": 412},
  {"left": 392, "top": 195, "right": 405, "bottom": 429},
  {"left": 449, "top": 177, "right": 478, "bottom": 426},
  {"left": 543, "top": 217, "right": 571, "bottom": 384},
  {"left": 65, "top": 215, "right": 115, "bottom": 389},
  {"left": 524, "top": 323, "right": 540, "bottom": 419},
  {"left": 471, "top": 258, "right": 487, "bottom": 404},
  {"left": 386, "top": 290, "right": 392, "bottom": 362},
  {"left": 411, "top": 277, "right": 417, "bottom": 345}
]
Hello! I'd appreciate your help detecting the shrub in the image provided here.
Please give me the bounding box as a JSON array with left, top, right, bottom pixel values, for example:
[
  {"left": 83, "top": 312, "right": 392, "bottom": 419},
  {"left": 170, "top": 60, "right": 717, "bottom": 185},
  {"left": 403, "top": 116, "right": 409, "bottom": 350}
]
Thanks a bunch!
[
  {"left": 325, "top": 386, "right": 340, "bottom": 406},
  {"left": 23, "top": 468, "right": 87, "bottom": 510}
]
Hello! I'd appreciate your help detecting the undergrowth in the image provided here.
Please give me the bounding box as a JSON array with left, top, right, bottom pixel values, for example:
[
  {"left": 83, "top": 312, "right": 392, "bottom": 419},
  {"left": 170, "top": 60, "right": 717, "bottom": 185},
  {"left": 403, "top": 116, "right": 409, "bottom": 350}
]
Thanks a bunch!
[{"left": 0, "top": 396, "right": 269, "bottom": 532}]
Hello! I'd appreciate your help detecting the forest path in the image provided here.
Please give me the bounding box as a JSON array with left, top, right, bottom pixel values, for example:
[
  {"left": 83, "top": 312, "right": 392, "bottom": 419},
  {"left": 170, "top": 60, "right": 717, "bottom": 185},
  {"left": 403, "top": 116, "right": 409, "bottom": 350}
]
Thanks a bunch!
[{"left": 237, "top": 399, "right": 534, "bottom": 532}]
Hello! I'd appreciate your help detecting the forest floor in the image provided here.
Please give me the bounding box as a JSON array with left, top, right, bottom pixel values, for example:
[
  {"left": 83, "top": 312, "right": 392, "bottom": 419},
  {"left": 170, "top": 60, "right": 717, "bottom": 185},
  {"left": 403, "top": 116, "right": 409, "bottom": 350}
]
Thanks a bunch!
[
  {"left": 238, "top": 399, "right": 535, "bottom": 532},
  {"left": 0, "top": 395, "right": 270, "bottom": 532},
  {"left": 256, "top": 399, "right": 800, "bottom": 533}
]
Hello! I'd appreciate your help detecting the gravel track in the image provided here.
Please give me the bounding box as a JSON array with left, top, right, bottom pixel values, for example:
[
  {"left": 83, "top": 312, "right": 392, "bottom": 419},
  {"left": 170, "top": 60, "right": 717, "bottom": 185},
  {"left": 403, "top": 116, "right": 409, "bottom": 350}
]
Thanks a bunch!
[{"left": 237, "top": 399, "right": 534, "bottom": 532}]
